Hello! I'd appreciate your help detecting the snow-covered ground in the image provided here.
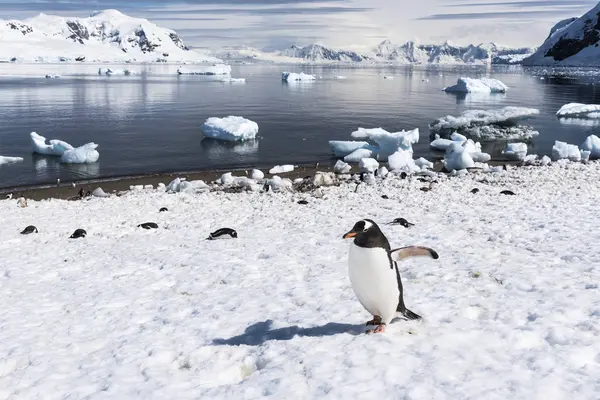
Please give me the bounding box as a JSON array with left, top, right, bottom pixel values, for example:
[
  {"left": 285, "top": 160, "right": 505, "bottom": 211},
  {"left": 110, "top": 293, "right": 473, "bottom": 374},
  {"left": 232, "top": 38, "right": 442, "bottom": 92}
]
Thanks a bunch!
[{"left": 1, "top": 163, "right": 600, "bottom": 398}]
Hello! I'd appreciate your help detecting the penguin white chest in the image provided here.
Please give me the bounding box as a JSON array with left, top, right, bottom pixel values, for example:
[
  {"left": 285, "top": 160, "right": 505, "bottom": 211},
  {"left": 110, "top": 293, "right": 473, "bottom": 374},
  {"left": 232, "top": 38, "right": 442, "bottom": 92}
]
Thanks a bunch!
[{"left": 347, "top": 243, "right": 400, "bottom": 324}]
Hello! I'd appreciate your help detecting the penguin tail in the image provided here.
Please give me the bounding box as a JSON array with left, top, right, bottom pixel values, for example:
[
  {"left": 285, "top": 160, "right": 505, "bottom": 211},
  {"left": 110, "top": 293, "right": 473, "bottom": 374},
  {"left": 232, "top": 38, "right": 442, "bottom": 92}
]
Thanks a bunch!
[{"left": 401, "top": 308, "right": 422, "bottom": 321}]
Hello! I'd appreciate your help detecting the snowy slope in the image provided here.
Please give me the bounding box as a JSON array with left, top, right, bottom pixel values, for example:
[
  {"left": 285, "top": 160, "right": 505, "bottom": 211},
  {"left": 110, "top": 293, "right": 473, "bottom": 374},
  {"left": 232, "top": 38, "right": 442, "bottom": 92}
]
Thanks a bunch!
[
  {"left": 215, "top": 40, "right": 533, "bottom": 65},
  {"left": 0, "top": 9, "right": 221, "bottom": 63},
  {"left": 523, "top": 3, "right": 600, "bottom": 66},
  {"left": 1, "top": 163, "right": 600, "bottom": 398}
]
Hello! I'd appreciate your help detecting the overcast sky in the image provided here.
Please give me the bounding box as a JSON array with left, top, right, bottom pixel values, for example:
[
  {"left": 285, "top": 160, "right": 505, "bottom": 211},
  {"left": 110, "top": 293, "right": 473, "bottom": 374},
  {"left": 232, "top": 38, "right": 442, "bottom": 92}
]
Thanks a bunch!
[{"left": 0, "top": 0, "right": 596, "bottom": 50}]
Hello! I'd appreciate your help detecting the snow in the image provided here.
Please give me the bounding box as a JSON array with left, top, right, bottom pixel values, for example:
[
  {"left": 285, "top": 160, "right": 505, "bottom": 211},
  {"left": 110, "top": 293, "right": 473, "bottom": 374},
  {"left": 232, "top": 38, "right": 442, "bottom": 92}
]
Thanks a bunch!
[
  {"left": 443, "top": 77, "right": 508, "bottom": 93},
  {"left": 281, "top": 72, "right": 316, "bottom": 82},
  {"left": 269, "top": 165, "right": 294, "bottom": 174},
  {"left": 329, "top": 141, "right": 372, "bottom": 158},
  {"left": 177, "top": 65, "right": 232, "bottom": 75},
  {"left": 556, "top": 103, "right": 600, "bottom": 119},
  {"left": 0, "top": 156, "right": 23, "bottom": 165},
  {"left": 552, "top": 141, "right": 582, "bottom": 162},
  {"left": 201, "top": 116, "right": 259, "bottom": 142},
  {"left": 503, "top": 142, "right": 528, "bottom": 161},
  {"left": 581, "top": 135, "right": 600, "bottom": 159},
  {"left": 430, "top": 107, "right": 540, "bottom": 141},
  {"left": 3, "top": 163, "right": 600, "bottom": 398},
  {"left": 0, "top": 9, "right": 221, "bottom": 64},
  {"left": 444, "top": 142, "right": 475, "bottom": 171},
  {"left": 60, "top": 143, "right": 100, "bottom": 164},
  {"left": 30, "top": 132, "right": 74, "bottom": 156},
  {"left": 358, "top": 158, "right": 379, "bottom": 173},
  {"left": 220, "top": 78, "right": 246, "bottom": 83}
]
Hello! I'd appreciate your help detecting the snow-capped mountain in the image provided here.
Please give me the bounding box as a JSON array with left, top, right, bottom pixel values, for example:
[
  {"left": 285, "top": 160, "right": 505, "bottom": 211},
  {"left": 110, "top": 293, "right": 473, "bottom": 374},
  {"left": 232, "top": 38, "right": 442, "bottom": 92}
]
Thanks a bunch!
[
  {"left": 215, "top": 40, "right": 534, "bottom": 65},
  {"left": 0, "top": 9, "right": 220, "bottom": 63},
  {"left": 523, "top": 3, "right": 600, "bottom": 66}
]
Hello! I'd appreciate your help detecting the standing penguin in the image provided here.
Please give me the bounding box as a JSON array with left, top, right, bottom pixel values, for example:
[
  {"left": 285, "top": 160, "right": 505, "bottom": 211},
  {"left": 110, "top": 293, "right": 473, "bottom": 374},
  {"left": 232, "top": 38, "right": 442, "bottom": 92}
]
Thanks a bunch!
[{"left": 342, "top": 219, "right": 439, "bottom": 333}]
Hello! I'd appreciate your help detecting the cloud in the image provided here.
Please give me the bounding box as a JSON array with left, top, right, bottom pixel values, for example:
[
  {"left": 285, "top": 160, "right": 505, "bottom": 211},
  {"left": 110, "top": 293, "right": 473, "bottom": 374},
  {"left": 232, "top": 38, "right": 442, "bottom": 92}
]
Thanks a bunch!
[{"left": 418, "top": 10, "right": 581, "bottom": 20}]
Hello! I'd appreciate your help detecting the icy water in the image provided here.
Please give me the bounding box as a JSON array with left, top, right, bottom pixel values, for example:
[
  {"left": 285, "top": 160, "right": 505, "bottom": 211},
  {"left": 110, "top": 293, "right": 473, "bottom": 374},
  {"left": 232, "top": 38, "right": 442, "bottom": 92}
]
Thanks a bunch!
[{"left": 0, "top": 62, "right": 599, "bottom": 188}]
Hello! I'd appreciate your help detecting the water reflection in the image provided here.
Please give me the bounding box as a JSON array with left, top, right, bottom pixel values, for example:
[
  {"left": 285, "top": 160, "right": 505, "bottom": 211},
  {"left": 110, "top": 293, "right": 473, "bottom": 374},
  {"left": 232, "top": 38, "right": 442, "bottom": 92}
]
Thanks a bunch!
[
  {"left": 200, "top": 138, "right": 259, "bottom": 159},
  {"left": 558, "top": 117, "right": 600, "bottom": 127},
  {"left": 32, "top": 154, "right": 100, "bottom": 179}
]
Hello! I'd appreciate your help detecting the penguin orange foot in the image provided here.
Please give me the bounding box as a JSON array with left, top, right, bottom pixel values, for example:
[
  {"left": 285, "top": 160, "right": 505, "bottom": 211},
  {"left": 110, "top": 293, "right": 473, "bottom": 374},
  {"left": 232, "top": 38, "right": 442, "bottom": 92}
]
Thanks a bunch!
[
  {"left": 367, "top": 324, "right": 386, "bottom": 334},
  {"left": 366, "top": 315, "right": 382, "bottom": 326}
]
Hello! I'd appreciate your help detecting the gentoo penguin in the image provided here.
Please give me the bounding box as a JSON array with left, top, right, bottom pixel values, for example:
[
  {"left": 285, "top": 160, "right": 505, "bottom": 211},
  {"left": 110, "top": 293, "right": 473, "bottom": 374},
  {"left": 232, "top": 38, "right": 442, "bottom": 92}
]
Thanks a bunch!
[
  {"left": 207, "top": 228, "right": 237, "bottom": 240},
  {"left": 138, "top": 222, "right": 158, "bottom": 229},
  {"left": 343, "top": 219, "right": 439, "bottom": 333},
  {"left": 69, "top": 228, "right": 87, "bottom": 239}
]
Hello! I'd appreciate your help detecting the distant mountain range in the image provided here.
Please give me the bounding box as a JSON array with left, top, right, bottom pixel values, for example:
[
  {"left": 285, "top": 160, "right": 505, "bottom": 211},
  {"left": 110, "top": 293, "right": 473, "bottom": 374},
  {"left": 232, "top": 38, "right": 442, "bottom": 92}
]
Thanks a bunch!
[
  {"left": 0, "top": 9, "right": 219, "bottom": 63},
  {"left": 523, "top": 2, "right": 600, "bottom": 66},
  {"left": 215, "top": 40, "right": 535, "bottom": 65}
]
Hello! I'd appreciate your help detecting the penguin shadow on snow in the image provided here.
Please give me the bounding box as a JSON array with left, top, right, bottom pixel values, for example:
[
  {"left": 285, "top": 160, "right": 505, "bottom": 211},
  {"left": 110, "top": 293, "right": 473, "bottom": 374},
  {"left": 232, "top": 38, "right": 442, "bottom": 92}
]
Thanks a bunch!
[{"left": 212, "top": 319, "right": 364, "bottom": 346}]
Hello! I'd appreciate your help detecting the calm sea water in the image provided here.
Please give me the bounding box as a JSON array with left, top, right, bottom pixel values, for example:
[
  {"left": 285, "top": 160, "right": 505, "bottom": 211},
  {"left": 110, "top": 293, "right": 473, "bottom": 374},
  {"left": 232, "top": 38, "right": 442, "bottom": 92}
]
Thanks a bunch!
[{"left": 0, "top": 63, "right": 599, "bottom": 189}]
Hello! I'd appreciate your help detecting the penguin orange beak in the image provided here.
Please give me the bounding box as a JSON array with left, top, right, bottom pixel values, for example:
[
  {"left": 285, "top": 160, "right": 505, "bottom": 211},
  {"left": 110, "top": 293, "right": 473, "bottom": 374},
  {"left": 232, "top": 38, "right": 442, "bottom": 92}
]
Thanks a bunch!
[{"left": 343, "top": 231, "right": 357, "bottom": 239}]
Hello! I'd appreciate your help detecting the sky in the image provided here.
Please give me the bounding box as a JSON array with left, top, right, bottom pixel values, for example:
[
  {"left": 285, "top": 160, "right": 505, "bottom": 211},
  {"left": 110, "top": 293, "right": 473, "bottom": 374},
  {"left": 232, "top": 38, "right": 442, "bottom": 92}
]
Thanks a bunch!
[{"left": 0, "top": 0, "right": 597, "bottom": 50}]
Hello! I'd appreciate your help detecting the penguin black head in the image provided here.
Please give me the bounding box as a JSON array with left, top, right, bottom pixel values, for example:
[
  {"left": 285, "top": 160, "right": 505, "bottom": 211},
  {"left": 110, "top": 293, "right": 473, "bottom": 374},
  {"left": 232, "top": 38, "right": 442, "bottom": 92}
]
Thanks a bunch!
[{"left": 342, "top": 219, "right": 389, "bottom": 249}]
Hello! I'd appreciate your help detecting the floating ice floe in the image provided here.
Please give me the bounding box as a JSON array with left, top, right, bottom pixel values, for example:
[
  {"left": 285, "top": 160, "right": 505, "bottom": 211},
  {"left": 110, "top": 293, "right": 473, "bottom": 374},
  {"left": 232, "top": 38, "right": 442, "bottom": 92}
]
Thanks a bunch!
[
  {"left": 177, "top": 64, "right": 232, "bottom": 75},
  {"left": 30, "top": 132, "right": 74, "bottom": 156},
  {"left": 350, "top": 127, "right": 420, "bottom": 160},
  {"left": 443, "top": 142, "right": 475, "bottom": 171},
  {"left": 551, "top": 141, "right": 587, "bottom": 162},
  {"left": 502, "top": 142, "right": 528, "bottom": 161},
  {"left": 430, "top": 106, "right": 540, "bottom": 141},
  {"left": 269, "top": 165, "right": 294, "bottom": 174},
  {"left": 443, "top": 77, "right": 508, "bottom": 93},
  {"left": 329, "top": 141, "right": 373, "bottom": 157},
  {"left": 282, "top": 72, "right": 316, "bottom": 82},
  {"left": 201, "top": 116, "right": 258, "bottom": 142},
  {"left": 383, "top": 76, "right": 394, "bottom": 80},
  {"left": 556, "top": 103, "right": 600, "bottom": 119},
  {"left": 333, "top": 160, "right": 351, "bottom": 174},
  {"left": 221, "top": 78, "right": 246, "bottom": 83},
  {"left": 45, "top": 74, "right": 60, "bottom": 79},
  {"left": 98, "top": 68, "right": 136, "bottom": 76},
  {"left": 333, "top": 76, "right": 347, "bottom": 80},
  {"left": 60, "top": 143, "right": 100, "bottom": 164},
  {"left": 0, "top": 156, "right": 23, "bottom": 166},
  {"left": 581, "top": 134, "right": 600, "bottom": 159}
]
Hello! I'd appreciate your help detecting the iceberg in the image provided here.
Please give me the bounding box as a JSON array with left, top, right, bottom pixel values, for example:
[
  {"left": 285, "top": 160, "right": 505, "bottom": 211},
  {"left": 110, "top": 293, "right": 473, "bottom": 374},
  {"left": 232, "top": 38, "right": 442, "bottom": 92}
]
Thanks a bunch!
[
  {"left": 329, "top": 140, "right": 373, "bottom": 157},
  {"left": 430, "top": 107, "right": 540, "bottom": 141},
  {"left": 177, "top": 64, "right": 232, "bottom": 75},
  {"left": 282, "top": 72, "right": 316, "bottom": 82},
  {"left": 581, "top": 134, "right": 600, "bottom": 159},
  {"left": 30, "top": 132, "right": 74, "bottom": 156},
  {"left": 502, "top": 142, "right": 528, "bottom": 161},
  {"left": 0, "top": 156, "right": 23, "bottom": 165},
  {"left": 60, "top": 143, "right": 100, "bottom": 164},
  {"left": 443, "top": 77, "right": 508, "bottom": 93},
  {"left": 556, "top": 103, "right": 600, "bottom": 119},
  {"left": 201, "top": 116, "right": 259, "bottom": 142}
]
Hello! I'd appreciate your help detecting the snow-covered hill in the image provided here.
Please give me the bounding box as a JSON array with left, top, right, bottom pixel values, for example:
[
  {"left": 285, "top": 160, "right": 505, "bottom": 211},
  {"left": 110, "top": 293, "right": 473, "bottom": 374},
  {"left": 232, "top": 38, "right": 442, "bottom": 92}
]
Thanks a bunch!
[
  {"left": 0, "top": 9, "right": 221, "bottom": 64},
  {"left": 215, "top": 40, "right": 534, "bottom": 65},
  {"left": 522, "top": 3, "right": 600, "bottom": 66}
]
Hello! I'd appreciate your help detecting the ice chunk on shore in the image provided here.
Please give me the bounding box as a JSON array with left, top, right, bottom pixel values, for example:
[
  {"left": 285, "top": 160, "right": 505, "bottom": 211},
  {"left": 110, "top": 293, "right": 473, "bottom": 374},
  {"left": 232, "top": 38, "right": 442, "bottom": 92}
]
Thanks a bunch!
[
  {"left": 329, "top": 141, "right": 372, "bottom": 157},
  {"left": 251, "top": 169, "right": 264, "bottom": 180},
  {"left": 444, "top": 142, "right": 475, "bottom": 171},
  {"left": 388, "top": 149, "right": 419, "bottom": 173},
  {"left": 430, "top": 136, "right": 454, "bottom": 151},
  {"left": 269, "top": 165, "right": 294, "bottom": 174},
  {"left": 503, "top": 142, "right": 528, "bottom": 161},
  {"left": 92, "top": 187, "right": 109, "bottom": 197},
  {"left": 282, "top": 72, "right": 316, "bottom": 82},
  {"left": 0, "top": 156, "right": 23, "bottom": 165},
  {"left": 552, "top": 141, "right": 581, "bottom": 162},
  {"left": 221, "top": 78, "right": 246, "bottom": 83},
  {"left": 350, "top": 127, "right": 419, "bottom": 158},
  {"left": 415, "top": 157, "right": 434, "bottom": 169},
  {"left": 30, "top": 132, "right": 74, "bottom": 156},
  {"left": 430, "top": 107, "right": 540, "bottom": 141},
  {"left": 177, "top": 65, "right": 232, "bottom": 75},
  {"left": 201, "top": 116, "right": 258, "bottom": 142},
  {"left": 443, "top": 77, "right": 508, "bottom": 93},
  {"left": 581, "top": 134, "right": 600, "bottom": 159},
  {"left": 334, "top": 160, "right": 351, "bottom": 174},
  {"left": 359, "top": 158, "right": 379, "bottom": 173},
  {"left": 556, "top": 103, "right": 600, "bottom": 119},
  {"left": 265, "top": 175, "right": 293, "bottom": 192},
  {"left": 60, "top": 143, "right": 99, "bottom": 164},
  {"left": 344, "top": 148, "right": 375, "bottom": 163}
]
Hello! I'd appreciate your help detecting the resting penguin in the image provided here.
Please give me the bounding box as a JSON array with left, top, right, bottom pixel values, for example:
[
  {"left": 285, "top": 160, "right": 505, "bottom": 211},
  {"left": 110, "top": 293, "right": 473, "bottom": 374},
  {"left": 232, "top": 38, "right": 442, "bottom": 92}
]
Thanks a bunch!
[{"left": 342, "top": 219, "right": 439, "bottom": 333}]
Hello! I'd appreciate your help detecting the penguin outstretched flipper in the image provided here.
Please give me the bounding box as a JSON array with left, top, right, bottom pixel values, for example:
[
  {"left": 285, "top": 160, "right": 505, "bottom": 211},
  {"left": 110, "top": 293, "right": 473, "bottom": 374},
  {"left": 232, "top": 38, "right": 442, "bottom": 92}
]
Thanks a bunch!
[{"left": 390, "top": 246, "right": 438, "bottom": 261}]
